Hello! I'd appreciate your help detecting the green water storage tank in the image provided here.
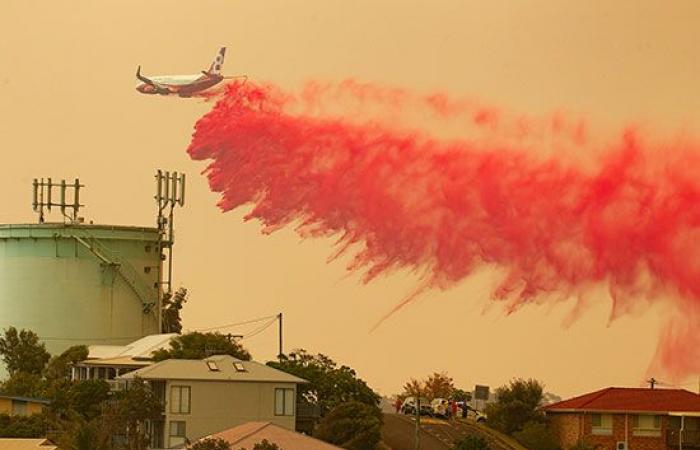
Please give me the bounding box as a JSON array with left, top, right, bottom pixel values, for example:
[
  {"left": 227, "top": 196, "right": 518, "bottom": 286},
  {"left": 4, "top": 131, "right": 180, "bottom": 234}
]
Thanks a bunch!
[{"left": 0, "top": 223, "right": 162, "bottom": 361}]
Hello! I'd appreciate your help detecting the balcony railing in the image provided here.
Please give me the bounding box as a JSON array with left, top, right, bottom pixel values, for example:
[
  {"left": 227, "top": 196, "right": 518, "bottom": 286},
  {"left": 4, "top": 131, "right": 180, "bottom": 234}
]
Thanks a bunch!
[{"left": 667, "top": 429, "right": 700, "bottom": 448}]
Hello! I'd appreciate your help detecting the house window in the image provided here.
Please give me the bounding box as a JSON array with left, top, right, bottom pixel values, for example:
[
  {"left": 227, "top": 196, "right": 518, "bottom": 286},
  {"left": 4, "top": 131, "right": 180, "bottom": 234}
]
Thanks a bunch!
[
  {"left": 591, "top": 413, "right": 613, "bottom": 435},
  {"left": 206, "top": 361, "right": 220, "bottom": 371},
  {"left": 170, "top": 385, "right": 191, "bottom": 414},
  {"left": 633, "top": 414, "right": 662, "bottom": 437},
  {"left": 233, "top": 362, "right": 247, "bottom": 372},
  {"left": 11, "top": 400, "right": 27, "bottom": 416},
  {"left": 169, "top": 421, "right": 187, "bottom": 447},
  {"left": 274, "top": 388, "right": 295, "bottom": 416}
]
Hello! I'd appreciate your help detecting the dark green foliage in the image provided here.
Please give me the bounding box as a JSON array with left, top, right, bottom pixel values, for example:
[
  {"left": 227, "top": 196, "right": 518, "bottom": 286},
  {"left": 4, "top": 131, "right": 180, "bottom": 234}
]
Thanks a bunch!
[
  {"left": 251, "top": 440, "right": 282, "bottom": 450},
  {"left": 568, "top": 440, "right": 601, "bottom": 450},
  {"left": 512, "top": 421, "right": 559, "bottom": 450},
  {"left": 314, "top": 401, "right": 382, "bottom": 450},
  {"left": 100, "top": 378, "right": 164, "bottom": 450},
  {"left": 190, "top": 437, "right": 232, "bottom": 450},
  {"left": 0, "top": 372, "right": 46, "bottom": 398},
  {"left": 0, "top": 412, "right": 47, "bottom": 437},
  {"left": 268, "top": 350, "right": 380, "bottom": 415},
  {"left": 485, "top": 378, "right": 546, "bottom": 435},
  {"left": 162, "top": 287, "right": 189, "bottom": 334},
  {"left": 451, "top": 435, "right": 492, "bottom": 450},
  {"left": 0, "top": 327, "right": 51, "bottom": 376},
  {"left": 152, "top": 331, "right": 251, "bottom": 361},
  {"left": 44, "top": 345, "right": 89, "bottom": 382},
  {"left": 452, "top": 388, "right": 472, "bottom": 402},
  {"left": 69, "top": 380, "right": 111, "bottom": 420}
]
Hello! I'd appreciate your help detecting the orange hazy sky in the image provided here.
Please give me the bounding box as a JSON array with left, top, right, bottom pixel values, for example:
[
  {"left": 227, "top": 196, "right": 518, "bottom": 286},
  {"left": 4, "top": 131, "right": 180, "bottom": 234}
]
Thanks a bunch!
[{"left": 1, "top": 0, "right": 699, "bottom": 398}]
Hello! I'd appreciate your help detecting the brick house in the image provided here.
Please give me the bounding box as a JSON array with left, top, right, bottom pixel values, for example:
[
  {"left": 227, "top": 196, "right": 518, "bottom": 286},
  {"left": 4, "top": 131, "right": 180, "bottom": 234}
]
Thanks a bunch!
[{"left": 544, "top": 387, "right": 700, "bottom": 450}]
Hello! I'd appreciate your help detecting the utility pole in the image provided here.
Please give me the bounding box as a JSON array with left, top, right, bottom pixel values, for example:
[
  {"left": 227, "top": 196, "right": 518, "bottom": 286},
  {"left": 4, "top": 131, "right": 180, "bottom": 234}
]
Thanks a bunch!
[
  {"left": 278, "top": 312, "right": 284, "bottom": 361},
  {"left": 414, "top": 390, "right": 421, "bottom": 450},
  {"left": 647, "top": 377, "right": 657, "bottom": 389}
]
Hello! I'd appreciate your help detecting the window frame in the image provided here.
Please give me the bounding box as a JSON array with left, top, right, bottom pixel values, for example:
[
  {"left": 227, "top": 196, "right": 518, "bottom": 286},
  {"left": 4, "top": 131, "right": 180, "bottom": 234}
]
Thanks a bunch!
[
  {"left": 168, "top": 420, "right": 187, "bottom": 447},
  {"left": 170, "top": 385, "right": 191, "bottom": 415},
  {"left": 633, "top": 414, "right": 662, "bottom": 437},
  {"left": 11, "top": 400, "right": 27, "bottom": 416},
  {"left": 274, "top": 388, "right": 295, "bottom": 416},
  {"left": 591, "top": 413, "right": 613, "bottom": 436}
]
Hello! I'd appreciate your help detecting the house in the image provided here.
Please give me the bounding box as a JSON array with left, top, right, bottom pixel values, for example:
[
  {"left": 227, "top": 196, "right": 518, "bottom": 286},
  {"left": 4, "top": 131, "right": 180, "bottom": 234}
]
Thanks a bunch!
[
  {"left": 199, "top": 421, "right": 343, "bottom": 450},
  {"left": 71, "top": 333, "right": 177, "bottom": 385},
  {"left": 544, "top": 387, "right": 700, "bottom": 450},
  {"left": 118, "top": 354, "right": 307, "bottom": 448},
  {"left": 0, "top": 439, "right": 59, "bottom": 449},
  {"left": 0, "top": 395, "right": 50, "bottom": 416}
]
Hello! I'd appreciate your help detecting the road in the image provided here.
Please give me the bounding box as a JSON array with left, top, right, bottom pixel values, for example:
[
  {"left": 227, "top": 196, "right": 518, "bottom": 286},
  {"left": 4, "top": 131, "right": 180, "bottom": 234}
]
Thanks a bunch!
[{"left": 382, "top": 414, "right": 526, "bottom": 450}]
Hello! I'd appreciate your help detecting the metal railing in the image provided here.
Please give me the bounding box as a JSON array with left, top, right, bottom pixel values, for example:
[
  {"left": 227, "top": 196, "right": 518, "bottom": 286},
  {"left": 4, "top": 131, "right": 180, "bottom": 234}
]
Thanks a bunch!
[{"left": 72, "top": 233, "right": 157, "bottom": 313}]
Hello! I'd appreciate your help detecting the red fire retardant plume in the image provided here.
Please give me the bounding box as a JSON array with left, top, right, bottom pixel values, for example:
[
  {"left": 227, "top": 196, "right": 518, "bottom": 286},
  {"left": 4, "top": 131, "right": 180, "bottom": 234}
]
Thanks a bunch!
[{"left": 188, "top": 80, "right": 700, "bottom": 380}]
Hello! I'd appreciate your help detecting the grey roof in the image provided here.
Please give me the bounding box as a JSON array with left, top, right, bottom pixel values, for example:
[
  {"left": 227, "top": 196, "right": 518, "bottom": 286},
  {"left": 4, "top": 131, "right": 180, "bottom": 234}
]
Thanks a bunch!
[
  {"left": 0, "top": 395, "right": 50, "bottom": 405},
  {"left": 118, "top": 355, "right": 307, "bottom": 384},
  {"left": 87, "top": 333, "right": 178, "bottom": 360}
]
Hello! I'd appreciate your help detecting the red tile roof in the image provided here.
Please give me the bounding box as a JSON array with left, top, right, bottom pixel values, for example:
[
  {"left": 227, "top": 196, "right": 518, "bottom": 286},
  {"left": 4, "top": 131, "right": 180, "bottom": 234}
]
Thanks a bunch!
[{"left": 544, "top": 387, "right": 700, "bottom": 413}]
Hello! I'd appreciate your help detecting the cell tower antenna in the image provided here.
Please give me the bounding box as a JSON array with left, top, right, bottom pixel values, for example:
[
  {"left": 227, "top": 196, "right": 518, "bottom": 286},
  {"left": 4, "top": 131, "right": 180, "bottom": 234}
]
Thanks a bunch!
[
  {"left": 155, "top": 170, "right": 186, "bottom": 297},
  {"left": 32, "top": 177, "right": 84, "bottom": 223}
]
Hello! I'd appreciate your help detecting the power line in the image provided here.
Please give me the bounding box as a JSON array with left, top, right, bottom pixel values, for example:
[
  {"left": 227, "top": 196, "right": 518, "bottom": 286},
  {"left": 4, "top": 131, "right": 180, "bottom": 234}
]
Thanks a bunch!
[
  {"left": 194, "top": 314, "right": 278, "bottom": 332},
  {"left": 240, "top": 317, "right": 278, "bottom": 340}
]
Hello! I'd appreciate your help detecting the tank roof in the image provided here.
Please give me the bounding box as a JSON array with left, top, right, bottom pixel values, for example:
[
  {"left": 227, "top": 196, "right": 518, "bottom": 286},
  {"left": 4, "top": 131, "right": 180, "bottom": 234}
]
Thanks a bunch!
[{"left": 0, "top": 223, "right": 158, "bottom": 232}]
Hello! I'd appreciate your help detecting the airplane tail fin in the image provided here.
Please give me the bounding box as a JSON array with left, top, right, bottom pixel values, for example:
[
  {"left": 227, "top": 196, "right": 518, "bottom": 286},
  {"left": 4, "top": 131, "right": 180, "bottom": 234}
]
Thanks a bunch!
[{"left": 207, "top": 47, "right": 226, "bottom": 75}]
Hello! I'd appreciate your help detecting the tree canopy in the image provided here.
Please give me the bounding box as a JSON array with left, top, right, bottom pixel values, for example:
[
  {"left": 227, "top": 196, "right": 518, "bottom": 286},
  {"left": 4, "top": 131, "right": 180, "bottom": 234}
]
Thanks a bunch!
[
  {"left": 314, "top": 401, "right": 382, "bottom": 450},
  {"left": 451, "top": 435, "right": 492, "bottom": 450},
  {"left": 189, "top": 438, "right": 232, "bottom": 450},
  {"left": 402, "top": 372, "right": 455, "bottom": 401},
  {"left": 267, "top": 349, "right": 379, "bottom": 415},
  {"left": 152, "top": 331, "right": 251, "bottom": 361},
  {"left": 485, "top": 378, "right": 546, "bottom": 435},
  {"left": 0, "top": 327, "right": 50, "bottom": 376}
]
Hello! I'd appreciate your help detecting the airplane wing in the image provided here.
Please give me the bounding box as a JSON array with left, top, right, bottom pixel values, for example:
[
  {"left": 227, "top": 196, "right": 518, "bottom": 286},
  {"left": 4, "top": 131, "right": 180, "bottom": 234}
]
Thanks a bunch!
[{"left": 136, "top": 66, "right": 172, "bottom": 93}]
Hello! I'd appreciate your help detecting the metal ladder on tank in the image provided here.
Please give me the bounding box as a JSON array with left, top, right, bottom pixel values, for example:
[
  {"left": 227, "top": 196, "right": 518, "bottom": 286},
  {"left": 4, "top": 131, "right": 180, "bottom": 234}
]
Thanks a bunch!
[{"left": 70, "top": 234, "right": 157, "bottom": 314}]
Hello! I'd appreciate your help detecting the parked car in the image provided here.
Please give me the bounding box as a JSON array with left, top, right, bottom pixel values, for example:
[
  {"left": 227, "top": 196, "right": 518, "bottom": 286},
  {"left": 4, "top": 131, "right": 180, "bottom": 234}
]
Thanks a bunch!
[
  {"left": 431, "top": 398, "right": 450, "bottom": 418},
  {"left": 458, "top": 402, "right": 487, "bottom": 422},
  {"left": 401, "top": 396, "right": 432, "bottom": 416}
]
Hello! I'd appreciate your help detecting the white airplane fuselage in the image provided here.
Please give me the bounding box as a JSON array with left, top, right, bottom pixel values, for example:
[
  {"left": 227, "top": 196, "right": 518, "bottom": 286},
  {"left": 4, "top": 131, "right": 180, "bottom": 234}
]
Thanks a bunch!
[
  {"left": 136, "top": 47, "right": 227, "bottom": 97},
  {"left": 136, "top": 73, "right": 223, "bottom": 97}
]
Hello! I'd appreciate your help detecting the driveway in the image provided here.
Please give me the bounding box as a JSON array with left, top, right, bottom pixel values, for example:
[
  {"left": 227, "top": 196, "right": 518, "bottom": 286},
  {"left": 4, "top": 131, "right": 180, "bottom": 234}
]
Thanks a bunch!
[{"left": 382, "top": 414, "right": 527, "bottom": 450}]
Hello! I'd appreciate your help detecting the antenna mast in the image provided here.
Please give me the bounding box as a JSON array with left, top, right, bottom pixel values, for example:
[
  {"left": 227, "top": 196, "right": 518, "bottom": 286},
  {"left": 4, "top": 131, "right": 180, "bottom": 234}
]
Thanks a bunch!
[
  {"left": 155, "top": 170, "right": 186, "bottom": 297},
  {"left": 32, "top": 178, "right": 84, "bottom": 223}
]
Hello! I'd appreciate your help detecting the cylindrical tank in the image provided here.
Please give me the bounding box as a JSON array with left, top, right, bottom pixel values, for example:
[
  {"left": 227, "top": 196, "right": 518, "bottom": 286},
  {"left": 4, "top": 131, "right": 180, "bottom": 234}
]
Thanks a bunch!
[{"left": 0, "top": 223, "right": 162, "bottom": 361}]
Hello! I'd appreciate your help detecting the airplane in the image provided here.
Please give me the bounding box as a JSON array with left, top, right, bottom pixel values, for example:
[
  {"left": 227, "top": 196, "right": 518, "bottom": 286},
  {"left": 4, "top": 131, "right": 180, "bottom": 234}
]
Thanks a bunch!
[{"left": 136, "top": 47, "right": 239, "bottom": 97}]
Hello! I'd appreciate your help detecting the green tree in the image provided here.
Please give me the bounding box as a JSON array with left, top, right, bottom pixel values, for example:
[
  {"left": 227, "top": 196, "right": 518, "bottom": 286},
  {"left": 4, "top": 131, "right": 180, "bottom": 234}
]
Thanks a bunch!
[
  {"left": 0, "top": 412, "right": 47, "bottom": 438},
  {"left": 512, "top": 421, "right": 558, "bottom": 450},
  {"left": 162, "top": 287, "right": 189, "bottom": 334},
  {"left": 100, "top": 378, "right": 163, "bottom": 450},
  {"left": 451, "top": 435, "right": 492, "bottom": 450},
  {"left": 268, "top": 350, "right": 380, "bottom": 415},
  {"left": 0, "top": 327, "right": 51, "bottom": 376},
  {"left": 314, "top": 401, "right": 382, "bottom": 450},
  {"left": 452, "top": 388, "right": 472, "bottom": 403},
  {"left": 152, "top": 332, "right": 251, "bottom": 361},
  {"left": 485, "top": 378, "right": 546, "bottom": 435},
  {"left": 44, "top": 345, "right": 88, "bottom": 383},
  {"left": 69, "top": 380, "right": 111, "bottom": 420},
  {"left": 251, "top": 440, "right": 282, "bottom": 450},
  {"left": 423, "top": 372, "right": 454, "bottom": 400},
  {"left": 0, "top": 372, "right": 46, "bottom": 398},
  {"left": 190, "top": 437, "right": 232, "bottom": 450}
]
